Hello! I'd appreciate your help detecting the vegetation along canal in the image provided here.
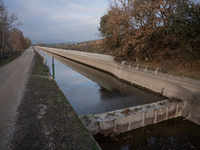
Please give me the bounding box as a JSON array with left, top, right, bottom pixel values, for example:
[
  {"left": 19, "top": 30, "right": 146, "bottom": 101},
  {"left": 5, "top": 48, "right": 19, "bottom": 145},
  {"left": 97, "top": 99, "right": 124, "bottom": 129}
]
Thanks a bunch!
[{"left": 39, "top": 49, "right": 165, "bottom": 116}]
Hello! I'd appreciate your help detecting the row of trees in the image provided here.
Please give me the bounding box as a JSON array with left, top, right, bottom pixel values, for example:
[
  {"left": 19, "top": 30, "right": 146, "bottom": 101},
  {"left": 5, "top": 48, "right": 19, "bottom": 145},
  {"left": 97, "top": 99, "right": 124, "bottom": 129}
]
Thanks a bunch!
[
  {"left": 99, "top": 0, "right": 200, "bottom": 62},
  {"left": 0, "top": 0, "right": 31, "bottom": 58},
  {"left": 36, "top": 43, "right": 44, "bottom": 46}
]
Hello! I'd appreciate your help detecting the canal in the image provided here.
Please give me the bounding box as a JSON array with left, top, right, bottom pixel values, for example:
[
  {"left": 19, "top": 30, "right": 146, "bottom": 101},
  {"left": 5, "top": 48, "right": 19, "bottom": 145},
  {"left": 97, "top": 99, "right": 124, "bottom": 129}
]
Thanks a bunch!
[
  {"left": 38, "top": 49, "right": 200, "bottom": 149},
  {"left": 39, "top": 49, "right": 165, "bottom": 116}
]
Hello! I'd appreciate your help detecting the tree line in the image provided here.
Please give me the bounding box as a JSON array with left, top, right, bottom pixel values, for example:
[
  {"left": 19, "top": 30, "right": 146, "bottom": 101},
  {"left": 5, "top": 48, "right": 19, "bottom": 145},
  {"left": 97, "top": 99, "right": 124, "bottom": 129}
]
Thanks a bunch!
[
  {"left": 98, "top": 0, "right": 200, "bottom": 63},
  {"left": 0, "top": 0, "right": 31, "bottom": 58}
]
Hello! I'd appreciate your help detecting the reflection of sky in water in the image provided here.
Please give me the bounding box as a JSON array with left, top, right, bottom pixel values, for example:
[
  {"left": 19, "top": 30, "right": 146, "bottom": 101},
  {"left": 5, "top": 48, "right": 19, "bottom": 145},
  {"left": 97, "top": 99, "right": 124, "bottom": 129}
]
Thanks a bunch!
[
  {"left": 44, "top": 53, "right": 102, "bottom": 115},
  {"left": 41, "top": 51, "right": 164, "bottom": 116}
]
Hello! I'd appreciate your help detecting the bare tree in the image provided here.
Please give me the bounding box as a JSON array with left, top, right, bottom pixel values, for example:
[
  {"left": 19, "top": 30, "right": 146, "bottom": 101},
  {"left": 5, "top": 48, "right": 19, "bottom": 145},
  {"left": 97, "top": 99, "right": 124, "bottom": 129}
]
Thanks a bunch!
[
  {"left": 8, "top": 28, "right": 29, "bottom": 51},
  {"left": 0, "top": 0, "right": 21, "bottom": 57}
]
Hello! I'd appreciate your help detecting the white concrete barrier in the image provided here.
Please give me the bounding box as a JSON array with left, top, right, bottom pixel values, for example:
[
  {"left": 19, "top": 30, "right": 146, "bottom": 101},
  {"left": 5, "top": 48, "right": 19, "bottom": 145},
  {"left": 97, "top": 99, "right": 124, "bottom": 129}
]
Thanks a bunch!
[
  {"left": 80, "top": 100, "right": 186, "bottom": 136},
  {"left": 33, "top": 46, "right": 47, "bottom": 65}
]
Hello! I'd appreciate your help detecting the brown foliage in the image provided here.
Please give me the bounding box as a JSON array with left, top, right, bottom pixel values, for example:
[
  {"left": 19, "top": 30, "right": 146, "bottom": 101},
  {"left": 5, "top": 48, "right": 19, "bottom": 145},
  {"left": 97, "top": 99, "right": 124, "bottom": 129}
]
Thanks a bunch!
[
  {"left": 100, "top": 0, "right": 199, "bottom": 63},
  {"left": 98, "top": 0, "right": 200, "bottom": 74},
  {"left": 25, "top": 38, "right": 32, "bottom": 47},
  {"left": 8, "top": 28, "right": 31, "bottom": 51},
  {"left": 49, "top": 40, "right": 107, "bottom": 54},
  {"left": 0, "top": 0, "right": 30, "bottom": 56}
]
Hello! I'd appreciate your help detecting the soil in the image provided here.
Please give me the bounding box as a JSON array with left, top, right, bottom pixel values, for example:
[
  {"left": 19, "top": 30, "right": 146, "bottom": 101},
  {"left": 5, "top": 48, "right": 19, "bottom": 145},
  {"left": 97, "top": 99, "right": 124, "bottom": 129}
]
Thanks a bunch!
[{"left": 11, "top": 51, "right": 100, "bottom": 149}]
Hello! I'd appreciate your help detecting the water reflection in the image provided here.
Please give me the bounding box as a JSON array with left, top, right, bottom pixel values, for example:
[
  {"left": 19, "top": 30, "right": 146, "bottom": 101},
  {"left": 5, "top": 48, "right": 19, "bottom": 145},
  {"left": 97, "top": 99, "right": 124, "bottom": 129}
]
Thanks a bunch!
[
  {"left": 99, "top": 87, "right": 126, "bottom": 100},
  {"left": 40, "top": 50, "right": 164, "bottom": 116}
]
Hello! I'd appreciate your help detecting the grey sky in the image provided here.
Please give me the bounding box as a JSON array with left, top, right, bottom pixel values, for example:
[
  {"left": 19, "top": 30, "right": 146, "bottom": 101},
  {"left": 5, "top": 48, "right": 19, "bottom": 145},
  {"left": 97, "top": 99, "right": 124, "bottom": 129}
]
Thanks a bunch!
[{"left": 5, "top": 0, "right": 109, "bottom": 43}]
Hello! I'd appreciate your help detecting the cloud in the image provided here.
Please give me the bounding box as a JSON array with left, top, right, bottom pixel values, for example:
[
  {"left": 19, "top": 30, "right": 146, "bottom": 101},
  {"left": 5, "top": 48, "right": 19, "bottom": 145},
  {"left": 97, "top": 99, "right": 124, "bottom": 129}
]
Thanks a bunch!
[{"left": 5, "top": 0, "right": 109, "bottom": 42}]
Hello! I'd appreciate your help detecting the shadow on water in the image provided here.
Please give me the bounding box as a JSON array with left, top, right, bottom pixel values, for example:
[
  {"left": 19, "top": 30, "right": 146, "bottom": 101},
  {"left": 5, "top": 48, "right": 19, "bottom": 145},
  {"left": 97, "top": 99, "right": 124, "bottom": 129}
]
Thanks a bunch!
[
  {"left": 40, "top": 50, "right": 165, "bottom": 116},
  {"left": 99, "top": 87, "right": 127, "bottom": 100},
  {"left": 95, "top": 117, "right": 200, "bottom": 150}
]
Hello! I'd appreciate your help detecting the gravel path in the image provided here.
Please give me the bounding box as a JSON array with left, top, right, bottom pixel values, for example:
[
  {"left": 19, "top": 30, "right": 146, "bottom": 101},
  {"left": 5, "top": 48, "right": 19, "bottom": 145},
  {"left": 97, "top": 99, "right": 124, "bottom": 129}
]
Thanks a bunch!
[{"left": 0, "top": 47, "right": 34, "bottom": 149}]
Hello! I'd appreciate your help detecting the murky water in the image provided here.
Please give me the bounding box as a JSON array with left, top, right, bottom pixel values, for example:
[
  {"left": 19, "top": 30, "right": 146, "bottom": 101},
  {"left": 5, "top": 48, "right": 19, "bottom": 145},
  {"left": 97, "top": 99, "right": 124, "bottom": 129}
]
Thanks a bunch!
[
  {"left": 39, "top": 50, "right": 165, "bottom": 116},
  {"left": 95, "top": 117, "right": 200, "bottom": 150}
]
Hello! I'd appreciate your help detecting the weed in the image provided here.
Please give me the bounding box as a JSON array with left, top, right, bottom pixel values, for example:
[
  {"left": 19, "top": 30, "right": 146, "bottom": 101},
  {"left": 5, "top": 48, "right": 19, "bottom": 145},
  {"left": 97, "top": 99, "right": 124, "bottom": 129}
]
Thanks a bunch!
[{"left": 32, "top": 51, "right": 49, "bottom": 76}]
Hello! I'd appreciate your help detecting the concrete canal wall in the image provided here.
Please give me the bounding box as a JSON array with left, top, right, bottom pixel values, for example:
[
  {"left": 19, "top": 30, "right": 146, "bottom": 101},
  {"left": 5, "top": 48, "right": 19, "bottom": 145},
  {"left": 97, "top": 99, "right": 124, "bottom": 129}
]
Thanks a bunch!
[
  {"left": 36, "top": 46, "right": 195, "bottom": 102},
  {"left": 80, "top": 100, "right": 186, "bottom": 136},
  {"left": 36, "top": 46, "right": 199, "bottom": 135}
]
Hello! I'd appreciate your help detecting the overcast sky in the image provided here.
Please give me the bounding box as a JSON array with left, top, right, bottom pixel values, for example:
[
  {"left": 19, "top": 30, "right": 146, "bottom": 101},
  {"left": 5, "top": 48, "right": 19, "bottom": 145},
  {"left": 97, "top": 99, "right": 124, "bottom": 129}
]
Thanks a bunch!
[{"left": 5, "top": 0, "right": 109, "bottom": 43}]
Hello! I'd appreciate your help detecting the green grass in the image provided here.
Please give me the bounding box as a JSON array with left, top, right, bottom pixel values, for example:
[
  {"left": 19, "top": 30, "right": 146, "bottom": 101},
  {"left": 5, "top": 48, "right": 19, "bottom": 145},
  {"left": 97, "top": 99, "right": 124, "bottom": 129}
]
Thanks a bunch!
[{"left": 32, "top": 51, "right": 49, "bottom": 76}]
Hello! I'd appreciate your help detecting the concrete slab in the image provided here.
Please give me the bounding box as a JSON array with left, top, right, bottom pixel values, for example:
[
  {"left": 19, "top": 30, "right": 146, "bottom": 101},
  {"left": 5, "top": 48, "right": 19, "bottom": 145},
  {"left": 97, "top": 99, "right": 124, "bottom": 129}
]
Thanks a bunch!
[
  {"left": 79, "top": 115, "right": 98, "bottom": 135},
  {"left": 79, "top": 100, "right": 185, "bottom": 136}
]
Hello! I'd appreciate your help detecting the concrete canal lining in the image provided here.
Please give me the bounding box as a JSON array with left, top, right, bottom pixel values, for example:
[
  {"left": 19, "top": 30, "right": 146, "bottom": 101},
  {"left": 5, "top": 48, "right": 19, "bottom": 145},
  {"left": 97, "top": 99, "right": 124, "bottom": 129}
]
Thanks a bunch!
[
  {"left": 36, "top": 46, "right": 196, "bottom": 135},
  {"left": 35, "top": 48, "right": 166, "bottom": 116},
  {"left": 36, "top": 46, "right": 195, "bottom": 102},
  {"left": 80, "top": 100, "right": 186, "bottom": 136}
]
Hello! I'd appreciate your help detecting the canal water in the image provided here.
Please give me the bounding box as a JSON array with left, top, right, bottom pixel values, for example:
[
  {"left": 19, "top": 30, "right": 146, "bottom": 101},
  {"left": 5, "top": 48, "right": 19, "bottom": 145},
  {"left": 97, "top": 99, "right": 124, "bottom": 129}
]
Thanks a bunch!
[
  {"left": 95, "top": 117, "right": 200, "bottom": 150},
  {"left": 39, "top": 50, "right": 165, "bottom": 116}
]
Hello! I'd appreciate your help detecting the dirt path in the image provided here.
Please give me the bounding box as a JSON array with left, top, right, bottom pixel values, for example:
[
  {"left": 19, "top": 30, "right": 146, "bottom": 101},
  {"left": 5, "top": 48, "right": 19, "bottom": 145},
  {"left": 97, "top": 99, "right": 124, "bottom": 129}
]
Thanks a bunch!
[{"left": 0, "top": 47, "right": 34, "bottom": 149}]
